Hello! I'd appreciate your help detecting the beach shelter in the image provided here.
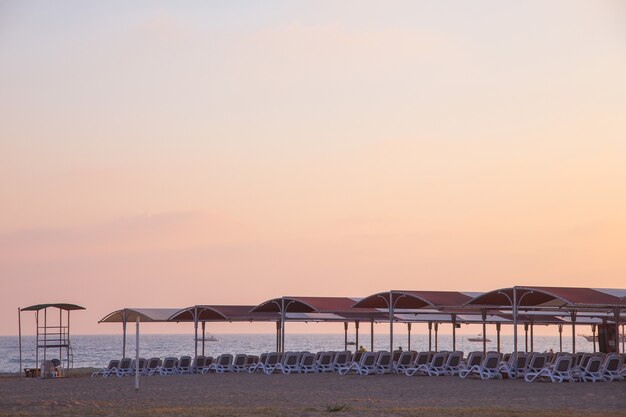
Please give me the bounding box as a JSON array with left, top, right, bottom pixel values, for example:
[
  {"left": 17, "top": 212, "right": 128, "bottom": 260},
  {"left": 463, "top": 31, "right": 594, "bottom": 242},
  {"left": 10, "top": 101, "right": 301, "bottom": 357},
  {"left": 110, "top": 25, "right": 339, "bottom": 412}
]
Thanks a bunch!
[
  {"left": 168, "top": 305, "right": 280, "bottom": 356},
  {"left": 465, "top": 286, "right": 626, "bottom": 375},
  {"left": 251, "top": 297, "right": 384, "bottom": 352},
  {"left": 99, "top": 308, "right": 182, "bottom": 357},
  {"left": 352, "top": 291, "right": 479, "bottom": 352},
  {"left": 19, "top": 303, "right": 85, "bottom": 378}
]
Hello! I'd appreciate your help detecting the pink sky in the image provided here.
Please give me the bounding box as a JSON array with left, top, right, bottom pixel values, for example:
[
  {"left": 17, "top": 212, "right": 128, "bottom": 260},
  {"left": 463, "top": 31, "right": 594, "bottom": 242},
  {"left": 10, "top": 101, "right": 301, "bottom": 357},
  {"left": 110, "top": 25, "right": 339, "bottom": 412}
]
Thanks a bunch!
[{"left": 1, "top": 1, "right": 625, "bottom": 336}]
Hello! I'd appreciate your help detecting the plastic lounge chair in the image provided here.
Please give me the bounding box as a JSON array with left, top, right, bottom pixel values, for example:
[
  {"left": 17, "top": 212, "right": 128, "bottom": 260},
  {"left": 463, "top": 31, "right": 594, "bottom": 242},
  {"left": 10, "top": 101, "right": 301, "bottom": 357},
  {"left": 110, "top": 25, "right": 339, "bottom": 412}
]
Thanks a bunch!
[
  {"left": 357, "top": 352, "right": 379, "bottom": 375},
  {"left": 207, "top": 354, "right": 233, "bottom": 373},
  {"left": 176, "top": 356, "right": 192, "bottom": 374},
  {"left": 248, "top": 353, "right": 268, "bottom": 373},
  {"left": 91, "top": 360, "right": 120, "bottom": 377},
  {"left": 191, "top": 356, "right": 206, "bottom": 374},
  {"left": 405, "top": 351, "right": 436, "bottom": 376},
  {"left": 261, "top": 352, "right": 281, "bottom": 375},
  {"left": 497, "top": 353, "right": 527, "bottom": 379},
  {"left": 231, "top": 354, "right": 248, "bottom": 373},
  {"left": 159, "top": 357, "right": 178, "bottom": 376},
  {"left": 244, "top": 355, "right": 259, "bottom": 371},
  {"left": 442, "top": 351, "right": 464, "bottom": 376},
  {"left": 394, "top": 351, "right": 416, "bottom": 374},
  {"left": 408, "top": 351, "right": 448, "bottom": 377},
  {"left": 275, "top": 352, "right": 301, "bottom": 374},
  {"left": 525, "top": 354, "right": 574, "bottom": 383},
  {"left": 375, "top": 351, "right": 393, "bottom": 374},
  {"left": 130, "top": 357, "right": 147, "bottom": 376},
  {"left": 298, "top": 353, "right": 317, "bottom": 373},
  {"left": 601, "top": 354, "right": 625, "bottom": 382},
  {"left": 577, "top": 355, "right": 604, "bottom": 382},
  {"left": 145, "top": 357, "right": 162, "bottom": 376},
  {"left": 332, "top": 351, "right": 352, "bottom": 373},
  {"left": 115, "top": 357, "right": 133, "bottom": 377},
  {"left": 460, "top": 352, "right": 502, "bottom": 379},
  {"left": 315, "top": 352, "right": 334, "bottom": 373}
]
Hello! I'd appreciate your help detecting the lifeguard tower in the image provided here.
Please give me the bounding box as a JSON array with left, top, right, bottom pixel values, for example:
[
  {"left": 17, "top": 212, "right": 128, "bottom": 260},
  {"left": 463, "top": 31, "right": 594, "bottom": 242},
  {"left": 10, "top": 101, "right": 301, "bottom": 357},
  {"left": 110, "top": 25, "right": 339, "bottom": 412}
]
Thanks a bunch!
[{"left": 19, "top": 303, "right": 85, "bottom": 378}]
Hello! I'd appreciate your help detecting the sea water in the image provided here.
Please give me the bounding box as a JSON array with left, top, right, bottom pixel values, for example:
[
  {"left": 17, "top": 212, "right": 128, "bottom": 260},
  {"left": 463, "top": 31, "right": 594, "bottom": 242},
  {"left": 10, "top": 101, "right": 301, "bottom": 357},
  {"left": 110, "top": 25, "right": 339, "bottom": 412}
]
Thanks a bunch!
[{"left": 0, "top": 333, "right": 597, "bottom": 373}]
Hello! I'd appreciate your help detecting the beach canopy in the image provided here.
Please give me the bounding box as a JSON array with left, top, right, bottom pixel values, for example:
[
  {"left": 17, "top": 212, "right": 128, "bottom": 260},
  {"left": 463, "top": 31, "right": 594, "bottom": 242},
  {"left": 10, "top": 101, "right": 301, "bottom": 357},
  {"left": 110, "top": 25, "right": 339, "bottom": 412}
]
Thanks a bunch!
[
  {"left": 21, "top": 303, "right": 85, "bottom": 311},
  {"left": 99, "top": 308, "right": 182, "bottom": 323},
  {"left": 169, "top": 305, "right": 280, "bottom": 322},
  {"left": 464, "top": 286, "right": 626, "bottom": 309},
  {"left": 252, "top": 296, "right": 363, "bottom": 313},
  {"left": 353, "top": 290, "right": 480, "bottom": 310}
]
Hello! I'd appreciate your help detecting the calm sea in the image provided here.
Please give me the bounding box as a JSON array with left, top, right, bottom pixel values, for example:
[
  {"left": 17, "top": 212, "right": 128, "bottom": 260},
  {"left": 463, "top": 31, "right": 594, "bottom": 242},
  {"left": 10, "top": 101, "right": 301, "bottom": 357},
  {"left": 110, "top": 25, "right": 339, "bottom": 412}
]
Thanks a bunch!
[{"left": 0, "top": 333, "right": 595, "bottom": 373}]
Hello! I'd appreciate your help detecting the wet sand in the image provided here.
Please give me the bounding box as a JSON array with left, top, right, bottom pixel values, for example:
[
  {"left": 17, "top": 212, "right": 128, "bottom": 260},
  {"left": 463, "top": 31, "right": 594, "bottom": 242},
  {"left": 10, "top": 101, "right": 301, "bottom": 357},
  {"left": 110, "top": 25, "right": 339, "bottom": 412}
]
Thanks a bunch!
[{"left": 1, "top": 372, "right": 625, "bottom": 417}]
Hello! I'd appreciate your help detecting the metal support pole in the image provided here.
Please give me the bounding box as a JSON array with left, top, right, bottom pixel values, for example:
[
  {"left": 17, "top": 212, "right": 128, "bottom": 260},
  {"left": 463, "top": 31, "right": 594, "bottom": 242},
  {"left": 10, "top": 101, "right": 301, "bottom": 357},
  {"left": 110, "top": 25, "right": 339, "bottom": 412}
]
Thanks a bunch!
[
  {"left": 355, "top": 321, "right": 359, "bottom": 352},
  {"left": 135, "top": 317, "right": 140, "bottom": 391},
  {"left": 43, "top": 308, "right": 47, "bottom": 378},
  {"left": 434, "top": 322, "right": 439, "bottom": 351},
  {"left": 591, "top": 324, "right": 596, "bottom": 353},
  {"left": 570, "top": 310, "right": 577, "bottom": 354},
  {"left": 280, "top": 298, "right": 286, "bottom": 353},
  {"left": 193, "top": 307, "right": 198, "bottom": 358},
  {"left": 202, "top": 322, "right": 206, "bottom": 356},
  {"left": 407, "top": 322, "right": 411, "bottom": 351},
  {"left": 530, "top": 317, "right": 534, "bottom": 352},
  {"left": 614, "top": 308, "right": 621, "bottom": 355},
  {"left": 122, "top": 310, "right": 127, "bottom": 358},
  {"left": 622, "top": 323, "right": 625, "bottom": 355},
  {"left": 370, "top": 319, "right": 374, "bottom": 351},
  {"left": 59, "top": 308, "right": 62, "bottom": 372},
  {"left": 481, "top": 310, "right": 487, "bottom": 354},
  {"left": 344, "top": 322, "right": 348, "bottom": 351},
  {"left": 35, "top": 311, "right": 39, "bottom": 378},
  {"left": 496, "top": 322, "right": 501, "bottom": 353},
  {"left": 451, "top": 314, "right": 457, "bottom": 351},
  {"left": 428, "top": 322, "right": 432, "bottom": 351},
  {"left": 558, "top": 324, "right": 563, "bottom": 352},
  {"left": 524, "top": 323, "right": 529, "bottom": 353},
  {"left": 275, "top": 321, "right": 280, "bottom": 352},
  {"left": 18, "top": 308, "right": 22, "bottom": 378},
  {"left": 512, "top": 287, "right": 518, "bottom": 378},
  {"left": 67, "top": 310, "right": 71, "bottom": 377},
  {"left": 389, "top": 293, "right": 394, "bottom": 353}
]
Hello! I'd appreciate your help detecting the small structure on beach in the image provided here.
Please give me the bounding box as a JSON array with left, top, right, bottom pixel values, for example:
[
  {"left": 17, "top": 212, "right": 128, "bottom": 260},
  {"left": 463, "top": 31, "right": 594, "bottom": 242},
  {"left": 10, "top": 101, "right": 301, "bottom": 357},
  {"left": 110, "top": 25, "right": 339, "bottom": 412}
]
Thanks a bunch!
[{"left": 19, "top": 303, "right": 86, "bottom": 378}]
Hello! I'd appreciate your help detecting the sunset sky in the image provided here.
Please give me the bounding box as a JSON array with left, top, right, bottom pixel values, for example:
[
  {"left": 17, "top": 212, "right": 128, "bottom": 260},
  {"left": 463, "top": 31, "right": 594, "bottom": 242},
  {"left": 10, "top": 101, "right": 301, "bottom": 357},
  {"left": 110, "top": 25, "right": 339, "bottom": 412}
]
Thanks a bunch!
[{"left": 1, "top": 1, "right": 625, "bottom": 336}]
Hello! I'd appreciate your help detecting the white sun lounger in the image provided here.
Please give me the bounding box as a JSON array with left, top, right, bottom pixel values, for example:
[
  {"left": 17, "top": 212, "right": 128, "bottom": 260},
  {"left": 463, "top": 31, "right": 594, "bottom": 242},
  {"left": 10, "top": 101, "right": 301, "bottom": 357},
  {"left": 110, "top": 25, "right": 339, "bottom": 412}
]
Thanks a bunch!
[
  {"left": 459, "top": 352, "right": 502, "bottom": 379},
  {"left": 145, "top": 357, "right": 162, "bottom": 376},
  {"left": 600, "top": 353, "right": 625, "bottom": 382},
  {"left": 159, "top": 357, "right": 178, "bottom": 376},
  {"left": 298, "top": 353, "right": 317, "bottom": 373},
  {"left": 525, "top": 354, "right": 574, "bottom": 383},
  {"left": 91, "top": 359, "right": 120, "bottom": 377}
]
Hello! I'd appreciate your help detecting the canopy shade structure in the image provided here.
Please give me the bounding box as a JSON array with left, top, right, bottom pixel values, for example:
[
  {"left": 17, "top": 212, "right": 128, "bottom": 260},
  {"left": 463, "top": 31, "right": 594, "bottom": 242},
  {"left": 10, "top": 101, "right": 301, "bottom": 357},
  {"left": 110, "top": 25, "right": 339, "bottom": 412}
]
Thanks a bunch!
[
  {"left": 169, "top": 305, "right": 280, "bottom": 322},
  {"left": 352, "top": 290, "right": 479, "bottom": 309},
  {"left": 99, "top": 308, "right": 183, "bottom": 323},
  {"left": 251, "top": 296, "right": 365, "bottom": 313},
  {"left": 21, "top": 303, "right": 85, "bottom": 312},
  {"left": 464, "top": 287, "right": 626, "bottom": 309}
]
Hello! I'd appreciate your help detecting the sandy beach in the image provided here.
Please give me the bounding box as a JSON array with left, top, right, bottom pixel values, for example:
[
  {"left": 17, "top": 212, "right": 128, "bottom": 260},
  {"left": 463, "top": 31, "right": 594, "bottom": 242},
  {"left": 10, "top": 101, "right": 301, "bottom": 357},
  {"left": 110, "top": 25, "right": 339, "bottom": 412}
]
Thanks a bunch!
[{"left": 1, "top": 371, "right": 624, "bottom": 417}]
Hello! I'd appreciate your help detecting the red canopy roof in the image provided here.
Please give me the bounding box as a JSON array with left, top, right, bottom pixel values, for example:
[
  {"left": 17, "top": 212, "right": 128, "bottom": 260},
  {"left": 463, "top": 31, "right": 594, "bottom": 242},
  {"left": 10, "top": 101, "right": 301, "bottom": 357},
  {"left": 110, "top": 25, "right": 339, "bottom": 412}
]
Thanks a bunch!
[
  {"left": 169, "top": 305, "right": 279, "bottom": 322},
  {"left": 353, "top": 290, "right": 475, "bottom": 309}
]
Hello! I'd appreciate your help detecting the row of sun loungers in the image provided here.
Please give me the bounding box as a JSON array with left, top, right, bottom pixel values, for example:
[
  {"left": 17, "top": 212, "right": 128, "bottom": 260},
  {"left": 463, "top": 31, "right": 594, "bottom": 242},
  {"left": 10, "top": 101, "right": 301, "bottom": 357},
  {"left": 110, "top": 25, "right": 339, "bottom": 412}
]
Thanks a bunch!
[{"left": 92, "top": 350, "right": 626, "bottom": 382}]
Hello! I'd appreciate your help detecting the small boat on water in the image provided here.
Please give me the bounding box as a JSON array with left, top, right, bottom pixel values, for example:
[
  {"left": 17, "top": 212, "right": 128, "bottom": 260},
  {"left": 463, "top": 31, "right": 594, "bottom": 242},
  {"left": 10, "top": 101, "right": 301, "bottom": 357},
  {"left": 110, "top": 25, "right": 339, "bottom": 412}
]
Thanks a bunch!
[
  {"left": 578, "top": 333, "right": 625, "bottom": 342},
  {"left": 196, "top": 334, "right": 219, "bottom": 342},
  {"left": 467, "top": 334, "right": 491, "bottom": 343},
  {"left": 346, "top": 341, "right": 356, "bottom": 346}
]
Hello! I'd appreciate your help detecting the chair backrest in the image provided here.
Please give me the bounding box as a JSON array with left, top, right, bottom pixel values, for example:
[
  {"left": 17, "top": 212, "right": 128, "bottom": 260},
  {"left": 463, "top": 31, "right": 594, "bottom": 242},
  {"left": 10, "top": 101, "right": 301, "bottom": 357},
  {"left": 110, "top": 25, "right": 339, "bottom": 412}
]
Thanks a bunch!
[
  {"left": 392, "top": 350, "right": 402, "bottom": 362},
  {"left": 430, "top": 352, "right": 447, "bottom": 368},
  {"left": 467, "top": 352, "right": 483, "bottom": 367},
  {"left": 397, "top": 351, "right": 413, "bottom": 366},
  {"left": 194, "top": 356, "right": 206, "bottom": 368},
  {"left": 259, "top": 353, "right": 268, "bottom": 364},
  {"left": 377, "top": 351, "right": 392, "bottom": 366},
  {"left": 162, "top": 357, "right": 177, "bottom": 369},
  {"left": 108, "top": 359, "right": 120, "bottom": 370},
  {"left": 415, "top": 352, "right": 430, "bottom": 366},
  {"left": 318, "top": 352, "right": 333, "bottom": 365},
  {"left": 603, "top": 354, "right": 624, "bottom": 372},
  {"left": 554, "top": 355, "right": 573, "bottom": 372},
  {"left": 585, "top": 356, "right": 603, "bottom": 373},
  {"left": 353, "top": 351, "right": 364, "bottom": 363},
  {"left": 147, "top": 357, "right": 161, "bottom": 369},
  {"left": 446, "top": 351, "right": 463, "bottom": 367},
  {"left": 528, "top": 354, "right": 547, "bottom": 370},
  {"left": 334, "top": 351, "right": 350, "bottom": 366},
  {"left": 119, "top": 358, "right": 132, "bottom": 369},
  {"left": 482, "top": 353, "right": 501, "bottom": 370},
  {"left": 205, "top": 356, "right": 214, "bottom": 365},
  {"left": 179, "top": 356, "right": 192, "bottom": 368},
  {"left": 266, "top": 352, "right": 280, "bottom": 365},
  {"left": 137, "top": 357, "right": 147, "bottom": 369},
  {"left": 300, "top": 353, "right": 315, "bottom": 366},
  {"left": 284, "top": 353, "right": 299, "bottom": 366},
  {"left": 245, "top": 355, "right": 258, "bottom": 365},
  {"left": 361, "top": 352, "right": 377, "bottom": 366},
  {"left": 219, "top": 354, "right": 233, "bottom": 366},
  {"left": 233, "top": 354, "right": 247, "bottom": 366}
]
